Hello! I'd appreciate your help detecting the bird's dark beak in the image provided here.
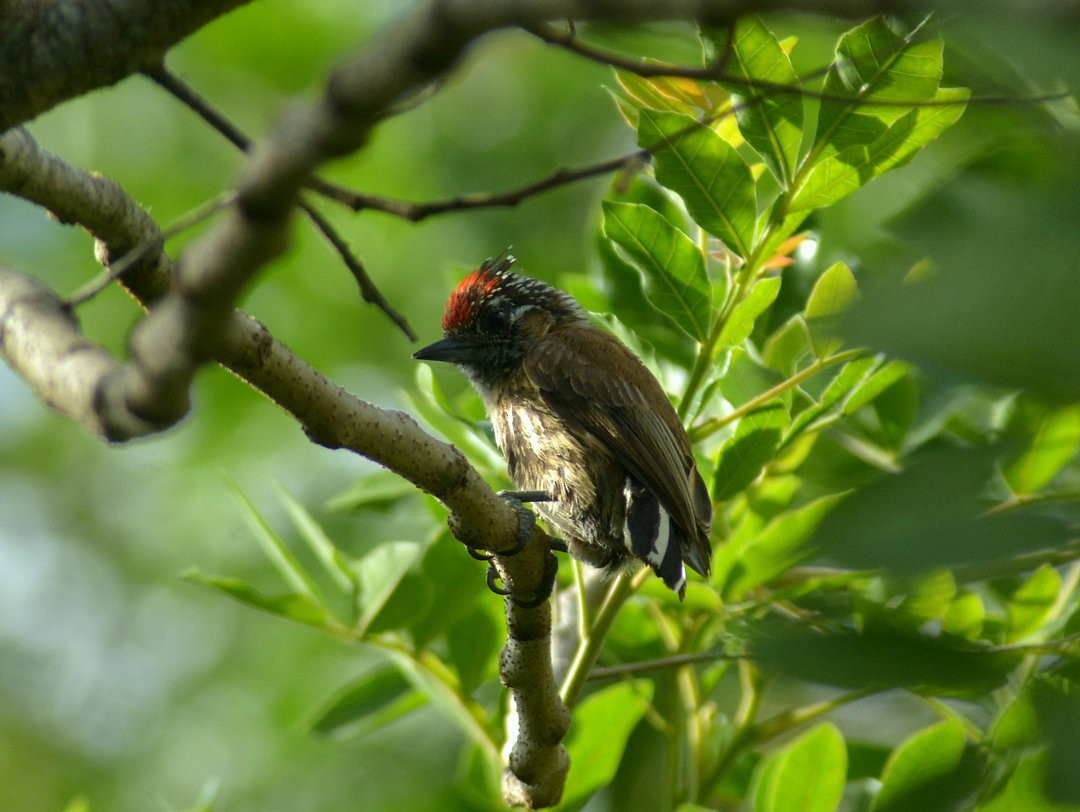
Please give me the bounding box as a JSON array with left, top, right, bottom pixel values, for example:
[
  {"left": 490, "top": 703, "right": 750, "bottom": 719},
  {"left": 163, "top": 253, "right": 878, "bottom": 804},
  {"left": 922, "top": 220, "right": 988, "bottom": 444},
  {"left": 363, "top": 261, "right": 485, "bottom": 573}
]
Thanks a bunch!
[{"left": 413, "top": 335, "right": 479, "bottom": 364}]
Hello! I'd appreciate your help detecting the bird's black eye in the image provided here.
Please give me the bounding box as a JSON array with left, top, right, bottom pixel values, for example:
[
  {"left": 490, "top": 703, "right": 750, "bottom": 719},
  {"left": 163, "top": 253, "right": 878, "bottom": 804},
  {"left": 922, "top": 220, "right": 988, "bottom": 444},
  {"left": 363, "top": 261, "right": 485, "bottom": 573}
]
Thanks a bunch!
[{"left": 479, "top": 306, "right": 512, "bottom": 334}]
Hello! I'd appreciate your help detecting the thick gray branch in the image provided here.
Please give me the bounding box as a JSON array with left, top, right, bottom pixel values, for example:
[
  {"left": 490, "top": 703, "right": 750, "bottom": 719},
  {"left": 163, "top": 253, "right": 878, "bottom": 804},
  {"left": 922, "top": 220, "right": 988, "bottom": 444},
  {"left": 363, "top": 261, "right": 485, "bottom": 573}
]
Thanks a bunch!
[
  {"left": 0, "top": 266, "right": 128, "bottom": 434},
  {"left": 0, "top": 0, "right": 255, "bottom": 131}
]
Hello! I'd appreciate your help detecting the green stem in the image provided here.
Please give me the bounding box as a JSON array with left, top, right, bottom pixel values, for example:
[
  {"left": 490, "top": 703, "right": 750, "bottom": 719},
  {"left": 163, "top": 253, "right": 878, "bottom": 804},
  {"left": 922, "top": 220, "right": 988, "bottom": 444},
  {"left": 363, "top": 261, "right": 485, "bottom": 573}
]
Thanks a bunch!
[
  {"left": 689, "top": 348, "right": 864, "bottom": 443},
  {"left": 560, "top": 571, "right": 640, "bottom": 707}
]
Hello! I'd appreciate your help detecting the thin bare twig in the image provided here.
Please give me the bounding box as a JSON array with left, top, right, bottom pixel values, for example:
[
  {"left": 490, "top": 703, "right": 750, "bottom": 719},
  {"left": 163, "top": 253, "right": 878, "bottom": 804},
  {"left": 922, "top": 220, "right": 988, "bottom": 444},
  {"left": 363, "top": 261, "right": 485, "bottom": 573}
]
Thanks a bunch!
[
  {"left": 344, "top": 152, "right": 649, "bottom": 220},
  {"left": 66, "top": 192, "right": 235, "bottom": 308},
  {"left": 526, "top": 20, "right": 1072, "bottom": 109},
  {"left": 144, "top": 64, "right": 416, "bottom": 341},
  {"left": 588, "top": 650, "right": 742, "bottom": 681}
]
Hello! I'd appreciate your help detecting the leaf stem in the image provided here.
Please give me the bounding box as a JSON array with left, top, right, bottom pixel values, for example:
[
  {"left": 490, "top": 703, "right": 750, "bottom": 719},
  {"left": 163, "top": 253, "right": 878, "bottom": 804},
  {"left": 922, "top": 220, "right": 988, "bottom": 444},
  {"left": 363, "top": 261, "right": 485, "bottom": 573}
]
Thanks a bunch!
[
  {"left": 560, "top": 570, "right": 642, "bottom": 707},
  {"left": 689, "top": 348, "right": 863, "bottom": 442}
]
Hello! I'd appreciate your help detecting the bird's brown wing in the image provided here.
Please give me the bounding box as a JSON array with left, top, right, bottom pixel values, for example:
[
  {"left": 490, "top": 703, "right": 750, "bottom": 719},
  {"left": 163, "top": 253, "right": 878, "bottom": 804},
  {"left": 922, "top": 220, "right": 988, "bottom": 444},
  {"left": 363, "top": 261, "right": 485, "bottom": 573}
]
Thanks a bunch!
[{"left": 524, "top": 327, "right": 712, "bottom": 575}]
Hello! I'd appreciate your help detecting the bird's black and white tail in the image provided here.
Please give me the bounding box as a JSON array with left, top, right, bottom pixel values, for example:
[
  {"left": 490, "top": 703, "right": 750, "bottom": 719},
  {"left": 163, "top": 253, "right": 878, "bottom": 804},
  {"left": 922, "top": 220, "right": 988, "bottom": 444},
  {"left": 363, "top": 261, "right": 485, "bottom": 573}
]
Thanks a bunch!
[{"left": 623, "top": 479, "right": 687, "bottom": 598}]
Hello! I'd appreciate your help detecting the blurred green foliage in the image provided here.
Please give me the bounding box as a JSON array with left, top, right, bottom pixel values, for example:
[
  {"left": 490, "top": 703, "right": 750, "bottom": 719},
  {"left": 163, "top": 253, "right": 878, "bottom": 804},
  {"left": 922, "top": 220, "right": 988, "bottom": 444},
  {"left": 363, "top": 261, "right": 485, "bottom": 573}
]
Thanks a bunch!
[{"left": 2, "top": 3, "right": 1080, "bottom": 811}]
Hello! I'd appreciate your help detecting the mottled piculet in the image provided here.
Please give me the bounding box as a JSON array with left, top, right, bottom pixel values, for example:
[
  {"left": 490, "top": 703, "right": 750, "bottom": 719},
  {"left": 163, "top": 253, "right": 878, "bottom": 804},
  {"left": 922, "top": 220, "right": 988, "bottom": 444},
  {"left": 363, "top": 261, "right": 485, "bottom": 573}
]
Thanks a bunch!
[{"left": 414, "top": 254, "right": 711, "bottom": 598}]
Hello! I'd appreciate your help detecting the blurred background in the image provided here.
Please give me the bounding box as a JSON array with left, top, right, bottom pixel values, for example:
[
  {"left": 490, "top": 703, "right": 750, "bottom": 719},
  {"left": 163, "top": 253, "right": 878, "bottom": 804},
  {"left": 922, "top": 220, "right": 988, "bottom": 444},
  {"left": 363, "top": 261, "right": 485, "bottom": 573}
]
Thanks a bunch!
[{"left": 1, "top": 2, "right": 1077, "bottom": 810}]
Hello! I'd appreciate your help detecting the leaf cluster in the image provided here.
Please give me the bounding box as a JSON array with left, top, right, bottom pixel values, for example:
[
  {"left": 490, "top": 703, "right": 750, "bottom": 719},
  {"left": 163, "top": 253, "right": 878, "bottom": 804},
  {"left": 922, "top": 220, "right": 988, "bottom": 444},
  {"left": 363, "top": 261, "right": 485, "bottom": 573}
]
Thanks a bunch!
[{"left": 194, "top": 15, "right": 1080, "bottom": 811}]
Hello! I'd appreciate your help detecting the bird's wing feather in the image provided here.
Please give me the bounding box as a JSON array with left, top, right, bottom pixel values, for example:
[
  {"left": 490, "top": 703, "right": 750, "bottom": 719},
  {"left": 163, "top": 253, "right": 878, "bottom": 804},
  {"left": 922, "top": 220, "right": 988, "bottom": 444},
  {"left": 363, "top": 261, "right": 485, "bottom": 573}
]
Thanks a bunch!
[{"left": 524, "top": 327, "right": 711, "bottom": 574}]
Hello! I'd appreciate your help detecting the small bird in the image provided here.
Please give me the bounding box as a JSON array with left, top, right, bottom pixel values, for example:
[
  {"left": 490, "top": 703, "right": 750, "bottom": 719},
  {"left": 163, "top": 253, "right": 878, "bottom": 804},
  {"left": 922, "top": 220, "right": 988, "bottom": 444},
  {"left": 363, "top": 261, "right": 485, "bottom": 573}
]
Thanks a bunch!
[{"left": 414, "top": 253, "right": 711, "bottom": 598}]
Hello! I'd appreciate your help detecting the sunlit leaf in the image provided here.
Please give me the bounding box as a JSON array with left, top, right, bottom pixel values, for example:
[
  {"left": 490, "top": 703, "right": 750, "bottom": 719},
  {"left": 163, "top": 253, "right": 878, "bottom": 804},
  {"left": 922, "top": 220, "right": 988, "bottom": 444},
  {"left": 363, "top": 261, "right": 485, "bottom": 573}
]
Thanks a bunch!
[
  {"left": 638, "top": 109, "right": 756, "bottom": 257},
  {"left": 791, "top": 87, "right": 969, "bottom": 212},
  {"left": 873, "top": 720, "right": 979, "bottom": 812},
  {"left": 602, "top": 200, "right": 712, "bottom": 341},
  {"left": 718, "top": 492, "right": 844, "bottom": 601},
  {"left": 1004, "top": 403, "right": 1080, "bottom": 495},
  {"left": 783, "top": 357, "right": 878, "bottom": 444},
  {"left": 718, "top": 347, "right": 785, "bottom": 409},
  {"left": 562, "top": 681, "right": 653, "bottom": 808},
  {"left": 843, "top": 360, "right": 911, "bottom": 415},
  {"left": 718, "top": 276, "right": 782, "bottom": 348},
  {"left": 1006, "top": 564, "right": 1061, "bottom": 643},
  {"left": 720, "top": 16, "right": 804, "bottom": 188},
  {"left": 752, "top": 723, "right": 846, "bottom": 812},
  {"left": 762, "top": 315, "right": 812, "bottom": 376},
  {"left": 941, "top": 591, "right": 985, "bottom": 641},
  {"left": 805, "top": 262, "right": 858, "bottom": 356},
  {"left": 812, "top": 20, "right": 942, "bottom": 161}
]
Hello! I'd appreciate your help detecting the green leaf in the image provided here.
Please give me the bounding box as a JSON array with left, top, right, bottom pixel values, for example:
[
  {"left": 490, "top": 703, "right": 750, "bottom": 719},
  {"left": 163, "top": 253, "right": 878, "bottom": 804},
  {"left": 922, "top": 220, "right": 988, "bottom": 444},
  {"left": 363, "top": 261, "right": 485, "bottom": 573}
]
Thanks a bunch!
[
  {"left": 752, "top": 723, "right": 846, "bottom": 812},
  {"left": 870, "top": 372, "right": 918, "bottom": 450},
  {"left": 230, "top": 485, "right": 326, "bottom": 608},
  {"left": 1030, "top": 679, "right": 1080, "bottom": 804},
  {"left": 873, "top": 720, "right": 971, "bottom": 812},
  {"left": 718, "top": 347, "right": 784, "bottom": 408},
  {"left": 411, "top": 534, "right": 488, "bottom": 647},
  {"left": 783, "top": 357, "right": 878, "bottom": 444},
  {"left": 976, "top": 753, "right": 1059, "bottom": 812},
  {"left": 805, "top": 262, "right": 858, "bottom": 356},
  {"left": 325, "top": 470, "right": 419, "bottom": 513},
  {"left": 602, "top": 201, "right": 712, "bottom": 341},
  {"left": 763, "top": 315, "right": 812, "bottom": 377},
  {"left": 355, "top": 541, "right": 423, "bottom": 635},
  {"left": 1004, "top": 403, "right": 1080, "bottom": 495},
  {"left": 562, "top": 681, "right": 653, "bottom": 808},
  {"left": 812, "top": 20, "right": 942, "bottom": 161},
  {"left": 277, "top": 484, "right": 355, "bottom": 596},
  {"left": 713, "top": 403, "right": 788, "bottom": 501},
  {"left": 183, "top": 570, "right": 331, "bottom": 629},
  {"left": 811, "top": 445, "right": 1071, "bottom": 574},
  {"left": 941, "top": 591, "right": 985, "bottom": 641},
  {"left": 895, "top": 569, "right": 956, "bottom": 631},
  {"left": 991, "top": 689, "right": 1039, "bottom": 750},
  {"left": 719, "top": 276, "right": 782, "bottom": 347},
  {"left": 719, "top": 492, "right": 843, "bottom": 600},
  {"left": 750, "top": 622, "right": 1016, "bottom": 695},
  {"left": 722, "top": 16, "right": 804, "bottom": 188},
  {"left": 307, "top": 664, "right": 427, "bottom": 739},
  {"left": 408, "top": 365, "right": 504, "bottom": 474},
  {"left": 844, "top": 360, "right": 910, "bottom": 415},
  {"left": 638, "top": 109, "right": 756, "bottom": 257},
  {"left": 792, "top": 87, "right": 969, "bottom": 212},
  {"left": 1006, "top": 564, "right": 1061, "bottom": 642}
]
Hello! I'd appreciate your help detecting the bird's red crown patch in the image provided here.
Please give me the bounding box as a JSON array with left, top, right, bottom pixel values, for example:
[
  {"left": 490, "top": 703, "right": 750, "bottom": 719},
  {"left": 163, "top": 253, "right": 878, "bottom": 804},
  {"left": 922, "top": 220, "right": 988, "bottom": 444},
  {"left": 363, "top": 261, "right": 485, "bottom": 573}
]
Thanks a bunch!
[{"left": 441, "top": 254, "right": 516, "bottom": 331}]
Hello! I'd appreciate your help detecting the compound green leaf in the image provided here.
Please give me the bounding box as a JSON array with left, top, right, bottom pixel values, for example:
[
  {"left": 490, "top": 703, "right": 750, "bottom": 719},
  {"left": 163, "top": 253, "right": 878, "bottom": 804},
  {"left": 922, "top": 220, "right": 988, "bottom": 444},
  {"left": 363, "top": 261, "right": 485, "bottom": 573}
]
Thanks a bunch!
[
  {"left": 639, "top": 109, "right": 756, "bottom": 257},
  {"left": 602, "top": 200, "right": 712, "bottom": 341},
  {"left": 723, "top": 16, "right": 804, "bottom": 187}
]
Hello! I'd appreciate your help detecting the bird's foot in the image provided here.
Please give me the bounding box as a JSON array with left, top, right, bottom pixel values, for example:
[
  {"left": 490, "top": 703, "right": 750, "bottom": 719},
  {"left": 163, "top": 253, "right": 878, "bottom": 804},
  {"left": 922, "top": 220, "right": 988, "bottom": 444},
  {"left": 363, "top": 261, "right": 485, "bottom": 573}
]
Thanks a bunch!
[
  {"left": 485, "top": 552, "right": 559, "bottom": 609},
  {"left": 470, "top": 490, "right": 558, "bottom": 606}
]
